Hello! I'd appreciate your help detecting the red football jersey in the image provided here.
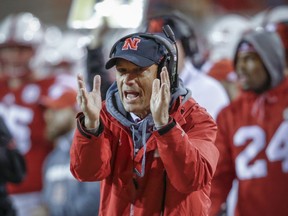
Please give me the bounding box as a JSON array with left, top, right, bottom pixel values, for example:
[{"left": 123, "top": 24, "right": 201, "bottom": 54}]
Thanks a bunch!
[
  {"left": 210, "top": 78, "right": 288, "bottom": 216},
  {"left": 0, "top": 74, "right": 77, "bottom": 194}
]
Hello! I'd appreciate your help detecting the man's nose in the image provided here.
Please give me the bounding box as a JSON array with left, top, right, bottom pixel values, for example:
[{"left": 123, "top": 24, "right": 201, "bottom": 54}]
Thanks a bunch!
[{"left": 124, "top": 73, "right": 136, "bottom": 84}]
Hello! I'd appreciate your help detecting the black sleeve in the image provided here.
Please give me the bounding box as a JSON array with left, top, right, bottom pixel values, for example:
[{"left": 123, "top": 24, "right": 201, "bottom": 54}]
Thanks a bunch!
[
  {"left": 0, "top": 116, "right": 26, "bottom": 183},
  {"left": 0, "top": 116, "right": 12, "bottom": 148}
]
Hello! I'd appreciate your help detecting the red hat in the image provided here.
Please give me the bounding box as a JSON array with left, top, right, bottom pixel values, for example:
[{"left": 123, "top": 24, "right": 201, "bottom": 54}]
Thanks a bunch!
[
  {"left": 208, "top": 59, "right": 237, "bottom": 82},
  {"left": 41, "top": 89, "right": 77, "bottom": 109}
]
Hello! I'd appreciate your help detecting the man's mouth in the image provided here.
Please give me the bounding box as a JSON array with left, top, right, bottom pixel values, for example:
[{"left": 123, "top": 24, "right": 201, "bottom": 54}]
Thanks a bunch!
[
  {"left": 238, "top": 76, "right": 246, "bottom": 83},
  {"left": 237, "top": 74, "right": 251, "bottom": 89},
  {"left": 124, "top": 91, "right": 140, "bottom": 102}
]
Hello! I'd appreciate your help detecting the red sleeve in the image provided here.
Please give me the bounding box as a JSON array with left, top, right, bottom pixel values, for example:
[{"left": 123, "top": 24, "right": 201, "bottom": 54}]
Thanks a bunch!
[
  {"left": 70, "top": 113, "right": 112, "bottom": 181},
  {"left": 209, "top": 109, "right": 236, "bottom": 216},
  {"left": 155, "top": 104, "right": 219, "bottom": 193}
]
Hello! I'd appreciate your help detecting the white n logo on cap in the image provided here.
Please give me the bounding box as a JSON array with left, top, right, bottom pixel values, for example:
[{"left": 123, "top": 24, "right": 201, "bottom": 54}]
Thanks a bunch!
[{"left": 122, "top": 38, "right": 141, "bottom": 50}]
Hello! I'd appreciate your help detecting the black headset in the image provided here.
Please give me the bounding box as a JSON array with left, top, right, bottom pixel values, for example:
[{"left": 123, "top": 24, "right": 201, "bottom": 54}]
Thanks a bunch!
[
  {"left": 109, "top": 25, "right": 179, "bottom": 93},
  {"left": 145, "top": 11, "right": 205, "bottom": 69}
]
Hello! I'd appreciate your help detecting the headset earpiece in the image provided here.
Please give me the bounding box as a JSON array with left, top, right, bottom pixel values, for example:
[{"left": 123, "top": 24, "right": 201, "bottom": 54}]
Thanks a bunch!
[{"left": 146, "top": 12, "right": 205, "bottom": 69}]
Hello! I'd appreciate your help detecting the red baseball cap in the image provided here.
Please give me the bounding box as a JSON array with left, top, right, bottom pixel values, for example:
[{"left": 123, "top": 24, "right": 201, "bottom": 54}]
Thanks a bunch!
[{"left": 208, "top": 59, "right": 237, "bottom": 82}]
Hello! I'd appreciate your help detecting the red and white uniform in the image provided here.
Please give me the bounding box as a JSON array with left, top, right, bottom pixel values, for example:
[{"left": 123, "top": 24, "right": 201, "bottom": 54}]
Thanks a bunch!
[
  {"left": 210, "top": 78, "right": 288, "bottom": 216},
  {"left": 0, "top": 74, "right": 76, "bottom": 209},
  {"left": 0, "top": 75, "right": 74, "bottom": 193}
]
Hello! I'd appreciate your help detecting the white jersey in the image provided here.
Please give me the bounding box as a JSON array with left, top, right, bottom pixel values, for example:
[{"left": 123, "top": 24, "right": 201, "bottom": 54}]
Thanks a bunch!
[{"left": 179, "top": 59, "right": 229, "bottom": 119}]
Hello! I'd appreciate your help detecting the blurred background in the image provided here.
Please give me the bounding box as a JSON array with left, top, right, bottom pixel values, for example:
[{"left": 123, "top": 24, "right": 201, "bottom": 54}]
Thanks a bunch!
[
  {"left": 2, "top": 0, "right": 288, "bottom": 31},
  {"left": 2, "top": 0, "right": 287, "bottom": 93},
  {"left": 1, "top": 1, "right": 288, "bottom": 216},
  {"left": 2, "top": 0, "right": 288, "bottom": 64}
]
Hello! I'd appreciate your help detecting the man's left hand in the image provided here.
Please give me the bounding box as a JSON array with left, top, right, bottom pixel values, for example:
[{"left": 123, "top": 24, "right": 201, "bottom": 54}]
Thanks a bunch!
[{"left": 150, "top": 67, "right": 171, "bottom": 128}]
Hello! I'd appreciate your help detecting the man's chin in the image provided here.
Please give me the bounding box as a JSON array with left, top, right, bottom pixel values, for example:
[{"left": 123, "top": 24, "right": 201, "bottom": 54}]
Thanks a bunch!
[
  {"left": 123, "top": 103, "right": 144, "bottom": 113},
  {"left": 240, "top": 83, "right": 250, "bottom": 91},
  {"left": 124, "top": 104, "right": 139, "bottom": 113}
]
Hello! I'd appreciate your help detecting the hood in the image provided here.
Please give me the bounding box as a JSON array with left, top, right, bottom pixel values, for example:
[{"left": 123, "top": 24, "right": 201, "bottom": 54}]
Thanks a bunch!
[
  {"left": 233, "top": 29, "right": 286, "bottom": 89},
  {"left": 105, "top": 79, "right": 191, "bottom": 127},
  {"left": 104, "top": 79, "right": 190, "bottom": 177}
]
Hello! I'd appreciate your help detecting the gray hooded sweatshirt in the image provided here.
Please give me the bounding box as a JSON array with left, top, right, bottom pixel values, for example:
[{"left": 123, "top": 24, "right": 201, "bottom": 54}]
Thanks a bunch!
[
  {"left": 233, "top": 29, "right": 286, "bottom": 89},
  {"left": 104, "top": 80, "right": 191, "bottom": 177}
]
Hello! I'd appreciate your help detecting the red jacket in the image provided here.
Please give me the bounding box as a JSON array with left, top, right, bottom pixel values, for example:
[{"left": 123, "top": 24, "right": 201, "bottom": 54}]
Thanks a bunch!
[
  {"left": 210, "top": 78, "right": 288, "bottom": 216},
  {"left": 70, "top": 97, "right": 219, "bottom": 216}
]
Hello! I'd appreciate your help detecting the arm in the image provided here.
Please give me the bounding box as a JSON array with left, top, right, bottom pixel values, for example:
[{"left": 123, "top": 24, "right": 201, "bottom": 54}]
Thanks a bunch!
[
  {"left": 150, "top": 66, "right": 219, "bottom": 193},
  {"left": 70, "top": 74, "right": 112, "bottom": 181},
  {"left": 154, "top": 103, "right": 219, "bottom": 193},
  {"left": 150, "top": 67, "right": 170, "bottom": 128},
  {"left": 76, "top": 74, "right": 102, "bottom": 130},
  {"left": 209, "top": 110, "right": 236, "bottom": 216},
  {"left": 70, "top": 112, "right": 113, "bottom": 181}
]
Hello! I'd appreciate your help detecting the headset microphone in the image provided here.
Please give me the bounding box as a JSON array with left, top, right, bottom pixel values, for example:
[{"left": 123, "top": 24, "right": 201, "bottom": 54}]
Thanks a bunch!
[
  {"left": 162, "top": 24, "right": 179, "bottom": 91},
  {"left": 163, "top": 24, "right": 176, "bottom": 43}
]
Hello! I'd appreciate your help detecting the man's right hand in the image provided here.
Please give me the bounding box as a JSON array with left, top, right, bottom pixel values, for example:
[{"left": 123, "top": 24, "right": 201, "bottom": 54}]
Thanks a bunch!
[{"left": 77, "top": 74, "right": 102, "bottom": 129}]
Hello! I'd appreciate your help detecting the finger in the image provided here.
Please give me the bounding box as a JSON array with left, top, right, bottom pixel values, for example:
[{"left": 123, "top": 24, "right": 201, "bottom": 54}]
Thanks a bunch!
[
  {"left": 77, "top": 79, "right": 86, "bottom": 99},
  {"left": 77, "top": 75, "right": 84, "bottom": 102},
  {"left": 93, "top": 75, "right": 101, "bottom": 94},
  {"left": 76, "top": 92, "right": 82, "bottom": 106},
  {"left": 77, "top": 74, "right": 86, "bottom": 90},
  {"left": 77, "top": 74, "right": 83, "bottom": 90},
  {"left": 80, "top": 88, "right": 88, "bottom": 105},
  {"left": 160, "top": 68, "right": 171, "bottom": 96},
  {"left": 152, "top": 78, "right": 160, "bottom": 99},
  {"left": 164, "top": 67, "right": 170, "bottom": 87},
  {"left": 160, "top": 83, "right": 169, "bottom": 102},
  {"left": 77, "top": 87, "right": 86, "bottom": 109},
  {"left": 161, "top": 67, "right": 170, "bottom": 88}
]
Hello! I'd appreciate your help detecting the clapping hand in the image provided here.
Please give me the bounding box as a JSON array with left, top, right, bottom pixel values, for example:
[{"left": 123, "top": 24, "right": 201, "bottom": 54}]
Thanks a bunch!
[
  {"left": 150, "top": 67, "right": 171, "bottom": 128},
  {"left": 77, "top": 74, "right": 102, "bottom": 129}
]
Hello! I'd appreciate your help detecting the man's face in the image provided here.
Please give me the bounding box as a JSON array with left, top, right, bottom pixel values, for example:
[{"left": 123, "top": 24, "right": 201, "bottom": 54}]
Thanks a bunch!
[
  {"left": 0, "top": 45, "right": 34, "bottom": 79},
  {"left": 236, "top": 52, "right": 270, "bottom": 93},
  {"left": 115, "top": 59, "right": 158, "bottom": 118}
]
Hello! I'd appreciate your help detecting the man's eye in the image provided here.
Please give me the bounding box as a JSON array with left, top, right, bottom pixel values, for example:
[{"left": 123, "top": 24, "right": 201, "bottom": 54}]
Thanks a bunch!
[
  {"left": 117, "top": 68, "right": 126, "bottom": 73},
  {"left": 136, "top": 67, "right": 147, "bottom": 74},
  {"left": 245, "top": 55, "right": 257, "bottom": 62}
]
